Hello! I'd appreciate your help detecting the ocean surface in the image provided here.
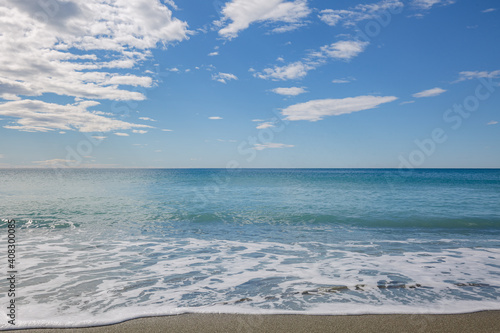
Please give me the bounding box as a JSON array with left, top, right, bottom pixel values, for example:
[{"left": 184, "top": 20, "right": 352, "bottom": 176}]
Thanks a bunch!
[{"left": 1, "top": 168, "right": 500, "bottom": 329}]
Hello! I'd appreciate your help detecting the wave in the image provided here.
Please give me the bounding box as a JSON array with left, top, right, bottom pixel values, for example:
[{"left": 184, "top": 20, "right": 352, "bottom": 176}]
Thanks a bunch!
[
  {"left": 0, "top": 218, "right": 79, "bottom": 230},
  {"left": 3, "top": 214, "right": 500, "bottom": 231}
]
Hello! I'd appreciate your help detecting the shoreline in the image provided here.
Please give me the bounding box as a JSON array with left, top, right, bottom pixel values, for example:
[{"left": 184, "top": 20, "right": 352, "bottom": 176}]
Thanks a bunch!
[{"left": 8, "top": 311, "right": 500, "bottom": 333}]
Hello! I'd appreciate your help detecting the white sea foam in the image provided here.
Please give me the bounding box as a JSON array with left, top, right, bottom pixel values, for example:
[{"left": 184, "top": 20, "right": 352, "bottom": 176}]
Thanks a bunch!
[{"left": 3, "top": 229, "right": 500, "bottom": 330}]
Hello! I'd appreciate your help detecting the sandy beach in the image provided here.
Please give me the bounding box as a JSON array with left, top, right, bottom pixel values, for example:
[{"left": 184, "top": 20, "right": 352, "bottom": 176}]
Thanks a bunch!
[{"left": 9, "top": 311, "right": 500, "bottom": 333}]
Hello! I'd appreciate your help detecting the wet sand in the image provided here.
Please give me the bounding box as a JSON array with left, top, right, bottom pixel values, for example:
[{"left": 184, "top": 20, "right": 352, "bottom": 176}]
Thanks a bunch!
[{"left": 10, "top": 311, "right": 500, "bottom": 333}]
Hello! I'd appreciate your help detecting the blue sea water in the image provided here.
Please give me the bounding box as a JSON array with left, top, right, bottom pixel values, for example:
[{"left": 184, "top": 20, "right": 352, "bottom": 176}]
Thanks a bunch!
[{"left": 1, "top": 168, "right": 500, "bottom": 329}]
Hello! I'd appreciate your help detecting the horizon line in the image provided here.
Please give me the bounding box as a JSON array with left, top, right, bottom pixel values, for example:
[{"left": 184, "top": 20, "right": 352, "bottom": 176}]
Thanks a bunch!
[{"left": 1, "top": 167, "right": 500, "bottom": 170}]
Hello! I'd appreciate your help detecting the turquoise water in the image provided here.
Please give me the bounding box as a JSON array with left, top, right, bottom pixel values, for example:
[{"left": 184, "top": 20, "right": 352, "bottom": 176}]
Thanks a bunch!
[{"left": 1, "top": 169, "right": 500, "bottom": 328}]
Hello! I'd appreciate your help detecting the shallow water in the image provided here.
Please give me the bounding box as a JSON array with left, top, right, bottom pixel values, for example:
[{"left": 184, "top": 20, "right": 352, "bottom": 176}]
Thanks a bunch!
[{"left": 1, "top": 168, "right": 500, "bottom": 329}]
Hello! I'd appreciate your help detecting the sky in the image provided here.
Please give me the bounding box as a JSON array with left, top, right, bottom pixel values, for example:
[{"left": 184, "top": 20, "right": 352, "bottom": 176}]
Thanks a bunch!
[{"left": 0, "top": 0, "right": 499, "bottom": 168}]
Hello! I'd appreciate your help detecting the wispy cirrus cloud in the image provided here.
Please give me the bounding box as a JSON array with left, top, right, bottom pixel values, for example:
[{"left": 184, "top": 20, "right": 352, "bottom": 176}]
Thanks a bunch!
[
  {"left": 139, "top": 117, "right": 157, "bottom": 122},
  {"left": 454, "top": 70, "right": 500, "bottom": 83},
  {"left": 332, "top": 77, "right": 355, "bottom": 84},
  {"left": 412, "top": 87, "right": 446, "bottom": 98},
  {"left": 412, "top": 0, "right": 455, "bottom": 10},
  {"left": 215, "top": 0, "right": 311, "bottom": 39},
  {"left": 282, "top": 95, "right": 397, "bottom": 121},
  {"left": 319, "top": 0, "right": 403, "bottom": 27},
  {"left": 270, "top": 1, "right": 401, "bottom": 83},
  {"left": 400, "top": 100, "right": 415, "bottom": 105},
  {"left": 271, "top": 87, "right": 307, "bottom": 96},
  {"left": 256, "top": 40, "right": 368, "bottom": 80},
  {"left": 256, "top": 121, "right": 275, "bottom": 129},
  {"left": 253, "top": 143, "right": 294, "bottom": 150}
]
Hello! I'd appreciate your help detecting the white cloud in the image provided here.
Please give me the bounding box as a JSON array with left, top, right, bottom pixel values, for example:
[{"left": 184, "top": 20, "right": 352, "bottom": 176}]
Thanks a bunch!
[
  {"left": 257, "top": 61, "right": 311, "bottom": 80},
  {"left": 271, "top": 87, "right": 306, "bottom": 96},
  {"left": 0, "top": 0, "right": 188, "bottom": 102},
  {"left": 0, "top": 99, "right": 152, "bottom": 133},
  {"left": 114, "top": 132, "right": 129, "bottom": 137},
  {"left": 139, "top": 117, "right": 157, "bottom": 122},
  {"left": 167, "top": 67, "right": 180, "bottom": 72},
  {"left": 208, "top": 51, "right": 219, "bottom": 56},
  {"left": 0, "top": 93, "right": 21, "bottom": 101},
  {"left": 212, "top": 72, "right": 238, "bottom": 83},
  {"left": 0, "top": 0, "right": 189, "bottom": 134},
  {"left": 0, "top": 69, "right": 148, "bottom": 102},
  {"left": 400, "top": 100, "right": 415, "bottom": 105},
  {"left": 163, "top": 0, "right": 178, "bottom": 10},
  {"left": 253, "top": 143, "right": 294, "bottom": 150},
  {"left": 482, "top": 8, "right": 497, "bottom": 13},
  {"left": 412, "top": 0, "right": 455, "bottom": 10},
  {"left": 205, "top": 64, "right": 216, "bottom": 71},
  {"left": 216, "top": 0, "right": 311, "bottom": 39},
  {"left": 412, "top": 87, "right": 446, "bottom": 98},
  {"left": 315, "top": 40, "right": 369, "bottom": 60},
  {"left": 132, "top": 130, "right": 148, "bottom": 134},
  {"left": 209, "top": 116, "right": 223, "bottom": 120},
  {"left": 270, "top": 22, "right": 306, "bottom": 33},
  {"left": 252, "top": 119, "right": 265, "bottom": 122},
  {"left": 319, "top": 0, "right": 403, "bottom": 27},
  {"left": 256, "top": 40, "right": 368, "bottom": 80},
  {"left": 256, "top": 122, "right": 275, "bottom": 129},
  {"left": 106, "top": 75, "right": 153, "bottom": 87},
  {"left": 332, "top": 78, "right": 354, "bottom": 84},
  {"left": 92, "top": 136, "right": 107, "bottom": 140},
  {"left": 487, "top": 121, "right": 498, "bottom": 125},
  {"left": 455, "top": 70, "right": 500, "bottom": 82},
  {"left": 161, "top": 129, "right": 173, "bottom": 131},
  {"left": 282, "top": 95, "right": 397, "bottom": 121}
]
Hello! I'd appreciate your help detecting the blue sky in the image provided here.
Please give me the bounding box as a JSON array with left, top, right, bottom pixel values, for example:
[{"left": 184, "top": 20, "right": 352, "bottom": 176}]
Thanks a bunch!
[{"left": 0, "top": 0, "right": 499, "bottom": 168}]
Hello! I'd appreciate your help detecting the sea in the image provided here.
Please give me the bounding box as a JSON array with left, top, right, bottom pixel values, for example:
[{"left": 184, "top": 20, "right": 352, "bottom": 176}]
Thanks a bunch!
[{"left": 1, "top": 168, "right": 500, "bottom": 329}]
